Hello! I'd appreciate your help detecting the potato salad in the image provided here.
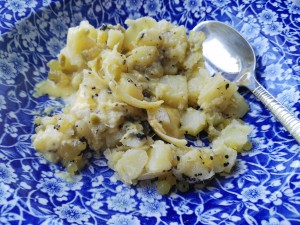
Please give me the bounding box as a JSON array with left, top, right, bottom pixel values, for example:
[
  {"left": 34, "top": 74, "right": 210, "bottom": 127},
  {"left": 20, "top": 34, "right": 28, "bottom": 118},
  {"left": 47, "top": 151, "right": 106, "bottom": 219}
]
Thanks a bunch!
[{"left": 32, "top": 17, "right": 252, "bottom": 194}]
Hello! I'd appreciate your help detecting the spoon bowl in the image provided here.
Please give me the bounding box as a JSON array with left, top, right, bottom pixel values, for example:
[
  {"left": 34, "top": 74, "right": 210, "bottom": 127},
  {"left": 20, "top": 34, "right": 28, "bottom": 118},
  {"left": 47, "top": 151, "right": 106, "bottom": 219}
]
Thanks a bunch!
[{"left": 193, "top": 21, "right": 300, "bottom": 144}]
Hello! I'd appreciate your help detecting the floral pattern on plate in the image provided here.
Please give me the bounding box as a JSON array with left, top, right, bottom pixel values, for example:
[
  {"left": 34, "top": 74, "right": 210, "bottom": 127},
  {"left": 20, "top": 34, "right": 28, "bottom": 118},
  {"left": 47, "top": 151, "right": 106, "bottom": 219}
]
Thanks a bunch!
[{"left": 0, "top": 0, "right": 299, "bottom": 224}]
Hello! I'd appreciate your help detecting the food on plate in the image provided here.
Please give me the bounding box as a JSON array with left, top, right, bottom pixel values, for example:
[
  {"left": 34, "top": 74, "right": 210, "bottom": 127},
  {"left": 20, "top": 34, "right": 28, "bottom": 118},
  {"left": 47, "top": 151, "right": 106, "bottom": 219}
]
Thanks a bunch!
[{"left": 32, "top": 17, "right": 252, "bottom": 194}]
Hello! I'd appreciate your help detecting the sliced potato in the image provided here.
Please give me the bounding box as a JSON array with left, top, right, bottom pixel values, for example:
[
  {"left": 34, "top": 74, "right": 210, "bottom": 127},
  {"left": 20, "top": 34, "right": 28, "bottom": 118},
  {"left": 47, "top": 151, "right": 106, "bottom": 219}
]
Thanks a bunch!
[{"left": 147, "top": 106, "right": 187, "bottom": 147}]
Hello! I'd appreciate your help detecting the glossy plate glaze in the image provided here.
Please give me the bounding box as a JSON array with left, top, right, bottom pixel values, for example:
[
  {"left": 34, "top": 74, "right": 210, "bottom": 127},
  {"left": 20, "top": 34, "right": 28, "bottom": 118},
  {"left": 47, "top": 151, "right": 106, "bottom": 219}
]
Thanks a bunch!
[{"left": 0, "top": 0, "right": 299, "bottom": 224}]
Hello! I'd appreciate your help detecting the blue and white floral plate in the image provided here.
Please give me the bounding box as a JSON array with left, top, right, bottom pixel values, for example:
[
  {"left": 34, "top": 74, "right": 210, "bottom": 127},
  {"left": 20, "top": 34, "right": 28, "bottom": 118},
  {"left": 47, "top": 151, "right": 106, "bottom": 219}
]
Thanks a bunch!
[{"left": 0, "top": 0, "right": 299, "bottom": 224}]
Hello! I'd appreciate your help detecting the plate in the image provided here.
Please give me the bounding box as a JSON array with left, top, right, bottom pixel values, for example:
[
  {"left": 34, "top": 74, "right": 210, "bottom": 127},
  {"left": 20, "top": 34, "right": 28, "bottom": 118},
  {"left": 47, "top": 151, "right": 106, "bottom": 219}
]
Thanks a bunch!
[{"left": 0, "top": 0, "right": 300, "bottom": 224}]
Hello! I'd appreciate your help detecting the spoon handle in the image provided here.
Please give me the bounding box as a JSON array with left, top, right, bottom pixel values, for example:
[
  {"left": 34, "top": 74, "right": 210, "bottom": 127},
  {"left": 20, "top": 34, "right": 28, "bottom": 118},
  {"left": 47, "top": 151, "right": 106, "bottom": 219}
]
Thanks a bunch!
[{"left": 252, "top": 83, "right": 300, "bottom": 144}]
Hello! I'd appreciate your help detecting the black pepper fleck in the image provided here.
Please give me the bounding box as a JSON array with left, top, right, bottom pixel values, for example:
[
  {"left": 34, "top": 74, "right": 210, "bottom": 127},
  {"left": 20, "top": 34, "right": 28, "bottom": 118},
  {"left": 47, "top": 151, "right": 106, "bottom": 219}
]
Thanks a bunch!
[
  {"left": 224, "top": 162, "right": 229, "bottom": 167},
  {"left": 135, "top": 133, "right": 146, "bottom": 139},
  {"left": 140, "top": 32, "right": 145, "bottom": 39},
  {"left": 53, "top": 124, "right": 60, "bottom": 130},
  {"left": 99, "top": 24, "right": 108, "bottom": 30}
]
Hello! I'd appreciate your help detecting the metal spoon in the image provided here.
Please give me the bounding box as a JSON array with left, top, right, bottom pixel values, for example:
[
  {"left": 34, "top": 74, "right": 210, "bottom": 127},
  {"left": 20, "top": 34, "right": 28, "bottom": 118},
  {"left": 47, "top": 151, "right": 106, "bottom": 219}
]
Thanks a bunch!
[{"left": 193, "top": 21, "right": 300, "bottom": 144}]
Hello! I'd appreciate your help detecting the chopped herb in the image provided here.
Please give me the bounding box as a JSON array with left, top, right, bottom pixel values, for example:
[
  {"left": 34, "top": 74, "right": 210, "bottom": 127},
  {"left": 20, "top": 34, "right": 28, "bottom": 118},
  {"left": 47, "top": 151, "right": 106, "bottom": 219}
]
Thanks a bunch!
[
  {"left": 142, "top": 89, "right": 151, "bottom": 98},
  {"left": 47, "top": 149, "right": 57, "bottom": 153},
  {"left": 135, "top": 133, "right": 146, "bottom": 139},
  {"left": 99, "top": 24, "right": 108, "bottom": 30},
  {"left": 53, "top": 124, "right": 60, "bottom": 130},
  {"left": 79, "top": 136, "right": 88, "bottom": 143},
  {"left": 140, "top": 32, "right": 145, "bottom": 39}
]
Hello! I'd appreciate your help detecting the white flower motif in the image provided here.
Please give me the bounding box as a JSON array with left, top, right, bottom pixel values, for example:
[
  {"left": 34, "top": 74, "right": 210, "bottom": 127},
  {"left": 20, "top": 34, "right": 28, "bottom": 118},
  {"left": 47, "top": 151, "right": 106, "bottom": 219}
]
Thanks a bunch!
[
  {"left": 107, "top": 214, "right": 140, "bottom": 225},
  {"left": 4, "top": 123, "right": 18, "bottom": 138},
  {"left": 143, "top": 0, "right": 160, "bottom": 16},
  {"left": 0, "top": 95, "right": 6, "bottom": 110},
  {"left": 0, "top": 164, "right": 18, "bottom": 184},
  {"left": 126, "top": 0, "right": 143, "bottom": 11},
  {"left": 287, "top": 0, "right": 300, "bottom": 14},
  {"left": 54, "top": 204, "right": 90, "bottom": 224},
  {"left": 25, "top": 0, "right": 38, "bottom": 8},
  {"left": 268, "top": 191, "right": 283, "bottom": 206},
  {"left": 211, "top": 0, "right": 230, "bottom": 7},
  {"left": 241, "top": 23, "right": 261, "bottom": 39},
  {"left": 91, "top": 175, "right": 104, "bottom": 187},
  {"left": 0, "top": 58, "right": 17, "bottom": 84},
  {"left": 47, "top": 37, "right": 64, "bottom": 56},
  {"left": 42, "top": 0, "right": 52, "bottom": 6},
  {"left": 252, "top": 37, "right": 270, "bottom": 56},
  {"left": 116, "top": 184, "right": 136, "bottom": 196},
  {"left": 238, "top": 185, "right": 270, "bottom": 203},
  {"left": 37, "top": 178, "right": 70, "bottom": 197},
  {"left": 258, "top": 9, "right": 278, "bottom": 24},
  {"left": 137, "top": 180, "right": 162, "bottom": 202},
  {"left": 183, "top": 0, "right": 202, "bottom": 13},
  {"left": 107, "top": 192, "right": 137, "bottom": 212},
  {"left": 276, "top": 87, "right": 299, "bottom": 110},
  {"left": 261, "top": 217, "right": 291, "bottom": 225},
  {"left": 263, "top": 63, "right": 283, "bottom": 81},
  {"left": 85, "top": 191, "right": 104, "bottom": 210},
  {"left": 15, "top": 20, "right": 37, "bottom": 41},
  {"left": 49, "top": 18, "right": 69, "bottom": 38},
  {"left": 102, "top": 0, "right": 112, "bottom": 10},
  {"left": 139, "top": 200, "right": 168, "bottom": 217},
  {"left": 5, "top": 0, "right": 27, "bottom": 16},
  {"left": 262, "top": 22, "right": 283, "bottom": 36},
  {"left": 0, "top": 183, "right": 13, "bottom": 204},
  {"left": 8, "top": 53, "right": 29, "bottom": 74},
  {"left": 174, "top": 202, "right": 193, "bottom": 215}
]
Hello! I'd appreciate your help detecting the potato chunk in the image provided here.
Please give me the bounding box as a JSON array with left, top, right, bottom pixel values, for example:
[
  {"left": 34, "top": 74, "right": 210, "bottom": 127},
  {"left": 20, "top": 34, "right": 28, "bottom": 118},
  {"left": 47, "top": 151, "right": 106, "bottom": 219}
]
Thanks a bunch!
[
  {"left": 173, "top": 148, "right": 215, "bottom": 183},
  {"left": 213, "top": 119, "right": 252, "bottom": 152},
  {"left": 156, "top": 75, "right": 188, "bottom": 109},
  {"left": 180, "top": 108, "right": 206, "bottom": 136},
  {"left": 146, "top": 141, "right": 173, "bottom": 173},
  {"left": 115, "top": 148, "right": 148, "bottom": 184},
  {"left": 198, "top": 73, "right": 238, "bottom": 110}
]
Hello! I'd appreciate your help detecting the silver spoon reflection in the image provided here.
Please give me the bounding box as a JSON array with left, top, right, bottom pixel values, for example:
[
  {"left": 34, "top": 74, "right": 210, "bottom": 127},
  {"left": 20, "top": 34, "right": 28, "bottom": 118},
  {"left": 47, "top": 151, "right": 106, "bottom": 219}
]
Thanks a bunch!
[{"left": 193, "top": 21, "right": 300, "bottom": 144}]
